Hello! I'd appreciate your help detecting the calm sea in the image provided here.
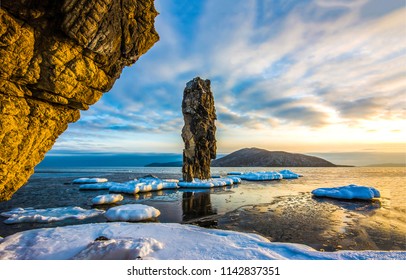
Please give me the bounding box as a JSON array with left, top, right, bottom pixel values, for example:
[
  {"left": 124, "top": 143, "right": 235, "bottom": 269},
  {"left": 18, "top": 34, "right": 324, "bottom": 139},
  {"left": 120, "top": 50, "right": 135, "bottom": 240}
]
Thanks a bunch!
[{"left": 0, "top": 167, "right": 405, "bottom": 251}]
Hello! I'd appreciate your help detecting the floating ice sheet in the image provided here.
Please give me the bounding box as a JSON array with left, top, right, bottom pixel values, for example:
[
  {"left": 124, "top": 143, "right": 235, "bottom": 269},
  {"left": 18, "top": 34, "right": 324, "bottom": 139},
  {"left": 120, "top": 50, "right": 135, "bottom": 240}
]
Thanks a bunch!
[
  {"left": 178, "top": 178, "right": 234, "bottom": 188},
  {"left": 104, "top": 204, "right": 161, "bottom": 222},
  {"left": 0, "top": 207, "right": 105, "bottom": 224},
  {"left": 73, "top": 178, "right": 108, "bottom": 184},
  {"left": 91, "top": 194, "right": 123, "bottom": 205},
  {"left": 278, "top": 169, "right": 301, "bottom": 179},
  {"left": 0, "top": 223, "right": 404, "bottom": 260},
  {"left": 311, "top": 184, "right": 381, "bottom": 200},
  {"left": 240, "top": 171, "right": 283, "bottom": 181}
]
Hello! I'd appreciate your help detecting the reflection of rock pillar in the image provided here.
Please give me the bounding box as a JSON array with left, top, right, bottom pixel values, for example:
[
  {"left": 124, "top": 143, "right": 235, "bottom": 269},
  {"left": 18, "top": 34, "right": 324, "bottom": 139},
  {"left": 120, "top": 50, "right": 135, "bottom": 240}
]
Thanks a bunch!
[
  {"left": 182, "top": 192, "right": 215, "bottom": 220},
  {"left": 181, "top": 77, "right": 217, "bottom": 182}
]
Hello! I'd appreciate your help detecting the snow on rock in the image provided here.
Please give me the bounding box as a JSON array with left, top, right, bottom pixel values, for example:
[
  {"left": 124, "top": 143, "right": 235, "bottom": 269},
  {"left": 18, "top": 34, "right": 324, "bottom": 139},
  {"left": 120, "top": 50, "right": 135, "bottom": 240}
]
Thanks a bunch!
[
  {"left": 72, "top": 237, "right": 163, "bottom": 260},
  {"left": 278, "top": 169, "right": 300, "bottom": 179},
  {"left": 0, "top": 207, "right": 105, "bottom": 224},
  {"left": 72, "top": 178, "right": 108, "bottom": 184},
  {"left": 240, "top": 171, "right": 283, "bottom": 181},
  {"left": 0, "top": 223, "right": 404, "bottom": 260},
  {"left": 91, "top": 194, "right": 123, "bottom": 205},
  {"left": 104, "top": 204, "right": 160, "bottom": 222},
  {"left": 311, "top": 184, "right": 381, "bottom": 200},
  {"left": 178, "top": 178, "right": 234, "bottom": 188}
]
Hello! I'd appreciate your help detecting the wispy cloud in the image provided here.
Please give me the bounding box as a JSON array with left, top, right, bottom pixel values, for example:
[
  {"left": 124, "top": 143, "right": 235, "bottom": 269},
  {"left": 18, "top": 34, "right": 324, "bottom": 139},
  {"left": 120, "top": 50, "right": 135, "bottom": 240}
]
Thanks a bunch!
[{"left": 54, "top": 0, "right": 406, "bottom": 153}]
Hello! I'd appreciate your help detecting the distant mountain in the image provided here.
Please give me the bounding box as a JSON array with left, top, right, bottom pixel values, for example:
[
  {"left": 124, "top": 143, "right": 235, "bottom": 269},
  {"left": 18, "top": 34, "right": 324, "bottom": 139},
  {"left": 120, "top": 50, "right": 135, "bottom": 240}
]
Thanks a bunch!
[
  {"left": 211, "top": 148, "right": 338, "bottom": 167},
  {"left": 145, "top": 161, "right": 183, "bottom": 167}
]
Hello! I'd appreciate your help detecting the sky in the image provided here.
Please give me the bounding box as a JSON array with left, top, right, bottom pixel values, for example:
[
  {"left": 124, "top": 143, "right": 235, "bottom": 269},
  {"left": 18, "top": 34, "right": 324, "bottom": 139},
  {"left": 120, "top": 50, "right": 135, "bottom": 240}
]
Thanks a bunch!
[{"left": 50, "top": 0, "right": 406, "bottom": 164}]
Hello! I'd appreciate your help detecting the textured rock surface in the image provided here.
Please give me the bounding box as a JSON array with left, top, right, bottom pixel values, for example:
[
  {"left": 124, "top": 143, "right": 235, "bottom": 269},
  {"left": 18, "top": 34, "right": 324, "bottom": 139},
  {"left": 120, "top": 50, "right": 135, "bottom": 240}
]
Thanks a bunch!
[
  {"left": 181, "top": 77, "right": 217, "bottom": 182},
  {"left": 0, "top": 0, "right": 159, "bottom": 201}
]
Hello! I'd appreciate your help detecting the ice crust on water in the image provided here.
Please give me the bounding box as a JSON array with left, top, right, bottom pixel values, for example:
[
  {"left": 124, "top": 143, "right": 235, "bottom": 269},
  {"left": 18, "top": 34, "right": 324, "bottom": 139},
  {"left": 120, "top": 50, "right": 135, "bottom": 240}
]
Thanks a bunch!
[
  {"left": 91, "top": 194, "right": 123, "bottom": 205},
  {"left": 311, "top": 184, "right": 381, "bottom": 200},
  {"left": 79, "top": 182, "right": 116, "bottom": 190},
  {"left": 104, "top": 204, "right": 161, "bottom": 222},
  {"left": 240, "top": 171, "right": 283, "bottom": 181},
  {"left": 278, "top": 169, "right": 301, "bottom": 179},
  {"left": 177, "top": 178, "right": 234, "bottom": 188},
  {"left": 73, "top": 178, "right": 108, "bottom": 184},
  {"left": 0, "top": 223, "right": 404, "bottom": 260},
  {"left": 0, "top": 207, "right": 105, "bottom": 224}
]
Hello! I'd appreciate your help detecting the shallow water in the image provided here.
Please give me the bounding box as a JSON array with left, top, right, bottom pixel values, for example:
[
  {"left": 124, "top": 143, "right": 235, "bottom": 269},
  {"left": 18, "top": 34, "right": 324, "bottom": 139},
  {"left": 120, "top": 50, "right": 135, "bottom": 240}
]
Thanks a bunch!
[{"left": 0, "top": 167, "right": 405, "bottom": 252}]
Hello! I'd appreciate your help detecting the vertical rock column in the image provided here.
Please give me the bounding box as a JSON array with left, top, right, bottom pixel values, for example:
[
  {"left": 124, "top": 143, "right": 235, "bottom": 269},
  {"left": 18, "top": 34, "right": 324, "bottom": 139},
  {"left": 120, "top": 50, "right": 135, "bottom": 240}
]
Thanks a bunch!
[{"left": 181, "top": 77, "right": 217, "bottom": 182}]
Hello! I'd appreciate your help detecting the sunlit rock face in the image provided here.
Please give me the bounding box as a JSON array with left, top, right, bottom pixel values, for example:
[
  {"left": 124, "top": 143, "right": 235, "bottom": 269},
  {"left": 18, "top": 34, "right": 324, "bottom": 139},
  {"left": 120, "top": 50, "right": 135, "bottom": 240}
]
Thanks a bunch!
[
  {"left": 181, "top": 77, "right": 217, "bottom": 182},
  {"left": 0, "top": 0, "right": 159, "bottom": 201}
]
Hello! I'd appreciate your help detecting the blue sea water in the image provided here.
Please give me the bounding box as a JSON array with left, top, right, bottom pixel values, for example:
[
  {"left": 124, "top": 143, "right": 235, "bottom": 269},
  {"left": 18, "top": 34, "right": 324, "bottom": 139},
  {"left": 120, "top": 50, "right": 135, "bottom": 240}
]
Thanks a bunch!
[{"left": 0, "top": 167, "right": 405, "bottom": 251}]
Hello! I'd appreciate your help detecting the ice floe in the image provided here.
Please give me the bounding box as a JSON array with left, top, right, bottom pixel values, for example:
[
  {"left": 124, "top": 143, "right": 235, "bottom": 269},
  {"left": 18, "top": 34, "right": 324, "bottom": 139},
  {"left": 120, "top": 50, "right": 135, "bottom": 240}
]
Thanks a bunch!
[
  {"left": 278, "top": 169, "right": 301, "bottom": 179},
  {"left": 178, "top": 178, "right": 234, "bottom": 188},
  {"left": 0, "top": 223, "right": 404, "bottom": 260},
  {"left": 239, "top": 171, "right": 283, "bottom": 181},
  {"left": 104, "top": 204, "right": 160, "bottom": 222},
  {"left": 227, "top": 176, "right": 242, "bottom": 184},
  {"left": 91, "top": 194, "right": 123, "bottom": 205},
  {"left": 0, "top": 207, "right": 104, "bottom": 224},
  {"left": 73, "top": 178, "right": 108, "bottom": 184},
  {"left": 79, "top": 182, "right": 116, "bottom": 190},
  {"left": 311, "top": 184, "right": 381, "bottom": 200}
]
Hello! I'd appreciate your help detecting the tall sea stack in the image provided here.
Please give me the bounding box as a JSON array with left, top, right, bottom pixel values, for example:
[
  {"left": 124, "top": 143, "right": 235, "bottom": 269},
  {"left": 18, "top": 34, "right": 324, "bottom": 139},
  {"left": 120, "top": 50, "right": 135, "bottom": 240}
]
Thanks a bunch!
[
  {"left": 181, "top": 77, "right": 217, "bottom": 182},
  {"left": 0, "top": 0, "right": 159, "bottom": 201}
]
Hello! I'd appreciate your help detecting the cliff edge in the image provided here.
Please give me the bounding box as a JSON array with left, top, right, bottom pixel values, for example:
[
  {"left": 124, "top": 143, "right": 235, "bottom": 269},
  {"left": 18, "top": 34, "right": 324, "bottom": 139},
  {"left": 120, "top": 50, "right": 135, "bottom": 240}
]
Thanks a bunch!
[{"left": 0, "top": 0, "right": 159, "bottom": 200}]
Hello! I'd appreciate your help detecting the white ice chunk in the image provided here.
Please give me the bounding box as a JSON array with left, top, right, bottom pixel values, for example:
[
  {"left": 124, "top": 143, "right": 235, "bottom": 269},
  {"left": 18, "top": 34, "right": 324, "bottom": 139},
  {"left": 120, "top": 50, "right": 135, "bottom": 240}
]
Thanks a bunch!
[
  {"left": 0, "top": 223, "right": 404, "bottom": 260},
  {"left": 72, "top": 237, "right": 163, "bottom": 260},
  {"left": 178, "top": 178, "right": 234, "bottom": 188},
  {"left": 311, "top": 184, "right": 381, "bottom": 200},
  {"left": 109, "top": 181, "right": 141, "bottom": 194},
  {"left": 104, "top": 204, "right": 160, "bottom": 222},
  {"left": 79, "top": 182, "right": 116, "bottom": 190},
  {"left": 0, "top": 207, "right": 104, "bottom": 224},
  {"left": 240, "top": 171, "right": 283, "bottom": 181},
  {"left": 72, "top": 178, "right": 108, "bottom": 184},
  {"left": 227, "top": 172, "right": 244, "bottom": 175},
  {"left": 278, "top": 169, "right": 300, "bottom": 179},
  {"left": 227, "top": 176, "right": 242, "bottom": 184},
  {"left": 91, "top": 194, "right": 123, "bottom": 205}
]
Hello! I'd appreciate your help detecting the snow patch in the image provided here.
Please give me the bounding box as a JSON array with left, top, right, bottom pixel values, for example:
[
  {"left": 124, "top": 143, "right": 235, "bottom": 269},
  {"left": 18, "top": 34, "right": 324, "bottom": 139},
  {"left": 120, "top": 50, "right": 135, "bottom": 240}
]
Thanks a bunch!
[
  {"left": 73, "top": 178, "right": 108, "bottom": 184},
  {"left": 311, "top": 184, "right": 381, "bottom": 200},
  {"left": 104, "top": 204, "right": 160, "bottom": 222},
  {"left": 0, "top": 223, "right": 404, "bottom": 260},
  {"left": 178, "top": 178, "right": 234, "bottom": 188},
  {"left": 91, "top": 194, "right": 123, "bottom": 205},
  {"left": 1, "top": 207, "right": 105, "bottom": 224}
]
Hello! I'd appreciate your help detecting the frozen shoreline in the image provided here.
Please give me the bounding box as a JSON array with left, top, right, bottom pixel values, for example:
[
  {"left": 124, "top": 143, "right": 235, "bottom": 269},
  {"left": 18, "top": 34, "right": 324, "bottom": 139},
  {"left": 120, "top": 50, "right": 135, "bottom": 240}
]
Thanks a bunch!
[{"left": 0, "top": 222, "right": 404, "bottom": 260}]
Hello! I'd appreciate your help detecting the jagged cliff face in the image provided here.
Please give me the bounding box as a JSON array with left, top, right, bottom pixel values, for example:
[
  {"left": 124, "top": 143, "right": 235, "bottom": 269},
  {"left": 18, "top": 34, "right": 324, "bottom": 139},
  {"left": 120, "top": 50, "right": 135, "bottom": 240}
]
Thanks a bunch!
[
  {"left": 181, "top": 77, "right": 217, "bottom": 182},
  {"left": 0, "top": 0, "right": 159, "bottom": 201}
]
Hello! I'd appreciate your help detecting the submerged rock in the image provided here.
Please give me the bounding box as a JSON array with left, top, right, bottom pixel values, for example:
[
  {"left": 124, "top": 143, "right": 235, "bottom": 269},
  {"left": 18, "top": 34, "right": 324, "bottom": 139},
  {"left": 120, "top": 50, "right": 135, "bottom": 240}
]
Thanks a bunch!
[
  {"left": 0, "top": 0, "right": 159, "bottom": 201},
  {"left": 181, "top": 77, "right": 217, "bottom": 181}
]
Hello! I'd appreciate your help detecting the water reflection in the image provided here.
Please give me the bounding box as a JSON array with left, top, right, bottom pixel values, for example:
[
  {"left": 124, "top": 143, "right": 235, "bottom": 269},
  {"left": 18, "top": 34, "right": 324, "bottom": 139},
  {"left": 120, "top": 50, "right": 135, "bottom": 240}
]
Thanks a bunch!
[
  {"left": 182, "top": 191, "right": 216, "bottom": 221},
  {"left": 312, "top": 196, "right": 381, "bottom": 212}
]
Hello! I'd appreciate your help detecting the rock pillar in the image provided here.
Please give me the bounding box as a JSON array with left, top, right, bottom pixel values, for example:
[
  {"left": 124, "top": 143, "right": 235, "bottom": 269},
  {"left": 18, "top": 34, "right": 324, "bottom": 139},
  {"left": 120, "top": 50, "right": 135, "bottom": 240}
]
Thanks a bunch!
[{"left": 181, "top": 77, "right": 217, "bottom": 181}]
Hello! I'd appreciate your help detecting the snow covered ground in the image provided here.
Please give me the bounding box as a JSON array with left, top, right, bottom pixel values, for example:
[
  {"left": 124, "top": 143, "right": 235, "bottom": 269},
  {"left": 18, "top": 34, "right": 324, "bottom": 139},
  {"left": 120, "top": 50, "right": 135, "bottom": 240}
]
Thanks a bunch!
[
  {"left": 0, "top": 223, "right": 404, "bottom": 260},
  {"left": 312, "top": 184, "right": 381, "bottom": 200}
]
